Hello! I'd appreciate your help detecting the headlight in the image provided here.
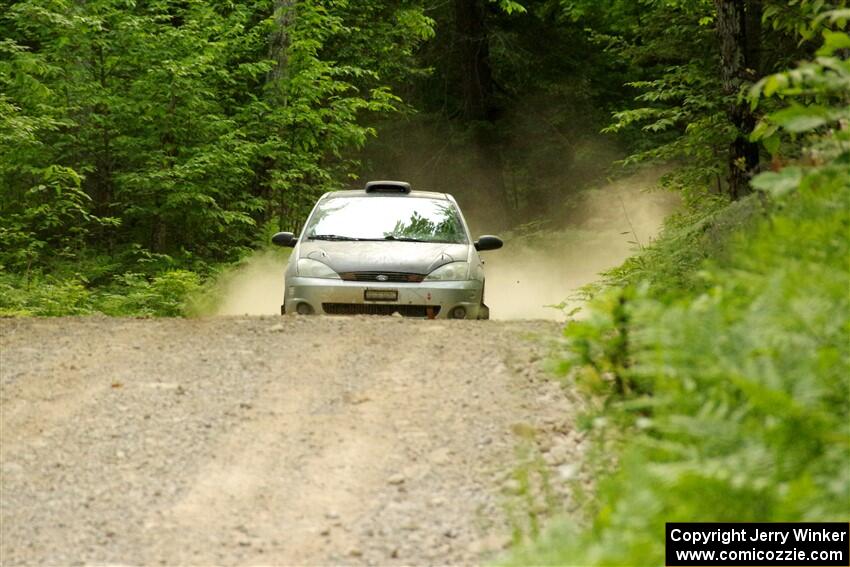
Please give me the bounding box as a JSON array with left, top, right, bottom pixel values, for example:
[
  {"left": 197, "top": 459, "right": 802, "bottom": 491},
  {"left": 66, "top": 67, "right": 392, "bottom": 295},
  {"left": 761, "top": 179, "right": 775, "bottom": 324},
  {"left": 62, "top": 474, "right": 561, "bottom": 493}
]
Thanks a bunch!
[
  {"left": 470, "top": 262, "right": 484, "bottom": 281},
  {"left": 424, "top": 261, "right": 469, "bottom": 281},
  {"left": 297, "top": 258, "right": 340, "bottom": 279}
]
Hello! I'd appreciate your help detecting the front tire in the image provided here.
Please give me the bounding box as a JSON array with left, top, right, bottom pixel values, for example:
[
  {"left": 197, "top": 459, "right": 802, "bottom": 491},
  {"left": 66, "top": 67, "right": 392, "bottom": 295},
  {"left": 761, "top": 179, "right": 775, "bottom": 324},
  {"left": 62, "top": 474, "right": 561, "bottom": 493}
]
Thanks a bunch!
[{"left": 478, "top": 303, "right": 490, "bottom": 320}]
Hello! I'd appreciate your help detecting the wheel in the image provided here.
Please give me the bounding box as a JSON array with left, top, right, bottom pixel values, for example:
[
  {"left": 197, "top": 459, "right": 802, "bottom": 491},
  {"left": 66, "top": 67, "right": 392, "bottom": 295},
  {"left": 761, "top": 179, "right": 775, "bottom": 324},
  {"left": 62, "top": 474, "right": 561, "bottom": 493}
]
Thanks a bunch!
[{"left": 478, "top": 303, "right": 490, "bottom": 320}]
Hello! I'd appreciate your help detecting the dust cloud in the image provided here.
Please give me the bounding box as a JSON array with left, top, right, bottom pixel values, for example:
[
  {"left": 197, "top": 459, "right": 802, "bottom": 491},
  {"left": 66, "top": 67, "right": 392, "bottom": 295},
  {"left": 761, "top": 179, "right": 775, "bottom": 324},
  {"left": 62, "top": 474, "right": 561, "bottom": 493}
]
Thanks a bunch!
[
  {"left": 206, "top": 171, "right": 678, "bottom": 319},
  {"left": 208, "top": 250, "right": 290, "bottom": 316},
  {"left": 484, "top": 172, "right": 679, "bottom": 320}
]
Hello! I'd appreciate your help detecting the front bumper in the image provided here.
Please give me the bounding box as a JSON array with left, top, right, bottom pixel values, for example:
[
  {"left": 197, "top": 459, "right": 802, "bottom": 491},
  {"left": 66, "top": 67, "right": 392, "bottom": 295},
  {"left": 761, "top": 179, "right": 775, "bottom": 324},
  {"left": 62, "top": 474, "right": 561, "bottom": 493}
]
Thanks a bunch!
[{"left": 283, "top": 276, "right": 484, "bottom": 319}]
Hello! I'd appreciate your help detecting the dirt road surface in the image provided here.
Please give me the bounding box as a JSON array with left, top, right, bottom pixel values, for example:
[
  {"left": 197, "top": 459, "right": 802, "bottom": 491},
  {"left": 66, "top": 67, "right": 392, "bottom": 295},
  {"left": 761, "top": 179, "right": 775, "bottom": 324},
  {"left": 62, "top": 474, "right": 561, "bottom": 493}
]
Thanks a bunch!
[{"left": 0, "top": 316, "right": 585, "bottom": 566}]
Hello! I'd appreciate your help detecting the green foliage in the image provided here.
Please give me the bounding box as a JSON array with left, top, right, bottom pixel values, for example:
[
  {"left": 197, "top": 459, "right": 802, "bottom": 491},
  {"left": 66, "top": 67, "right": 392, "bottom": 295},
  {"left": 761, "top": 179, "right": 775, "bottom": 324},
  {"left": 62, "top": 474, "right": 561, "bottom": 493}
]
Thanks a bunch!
[
  {"left": 0, "top": 274, "right": 93, "bottom": 317},
  {"left": 749, "top": 24, "right": 850, "bottom": 164},
  {"left": 600, "top": 194, "right": 760, "bottom": 293},
  {"left": 0, "top": 165, "right": 118, "bottom": 270},
  {"left": 0, "top": 0, "right": 435, "bottom": 313},
  {"left": 0, "top": 0, "right": 433, "bottom": 270},
  {"left": 538, "top": 169, "right": 847, "bottom": 566},
  {"left": 765, "top": 0, "right": 850, "bottom": 42},
  {"left": 0, "top": 268, "right": 201, "bottom": 317},
  {"left": 509, "top": 156, "right": 850, "bottom": 567},
  {"left": 506, "top": 30, "right": 850, "bottom": 566},
  {"left": 594, "top": 0, "right": 841, "bottom": 203},
  {"left": 596, "top": 0, "right": 730, "bottom": 199},
  {"left": 101, "top": 270, "right": 202, "bottom": 317}
]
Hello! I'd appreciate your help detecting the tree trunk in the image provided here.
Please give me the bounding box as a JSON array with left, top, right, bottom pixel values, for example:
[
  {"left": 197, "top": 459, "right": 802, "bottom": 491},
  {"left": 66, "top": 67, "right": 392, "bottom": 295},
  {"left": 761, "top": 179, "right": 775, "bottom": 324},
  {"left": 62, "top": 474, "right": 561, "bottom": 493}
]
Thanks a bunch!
[
  {"left": 453, "top": 0, "right": 509, "bottom": 229},
  {"left": 267, "top": 0, "right": 296, "bottom": 227},
  {"left": 454, "top": 0, "right": 495, "bottom": 122},
  {"left": 715, "top": 0, "right": 761, "bottom": 200},
  {"left": 745, "top": 0, "right": 762, "bottom": 76},
  {"left": 268, "top": 0, "right": 295, "bottom": 88}
]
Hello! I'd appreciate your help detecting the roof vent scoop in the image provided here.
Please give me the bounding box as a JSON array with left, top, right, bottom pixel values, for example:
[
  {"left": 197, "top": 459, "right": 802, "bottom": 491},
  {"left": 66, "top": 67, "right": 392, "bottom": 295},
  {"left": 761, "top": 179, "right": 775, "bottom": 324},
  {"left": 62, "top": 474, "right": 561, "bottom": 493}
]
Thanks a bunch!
[{"left": 364, "top": 180, "right": 411, "bottom": 194}]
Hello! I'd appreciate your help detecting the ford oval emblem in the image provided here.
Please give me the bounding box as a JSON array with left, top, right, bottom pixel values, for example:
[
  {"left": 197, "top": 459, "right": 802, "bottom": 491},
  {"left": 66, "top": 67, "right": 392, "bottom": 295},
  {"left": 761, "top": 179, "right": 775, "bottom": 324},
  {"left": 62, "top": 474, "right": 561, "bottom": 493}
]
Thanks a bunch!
[{"left": 376, "top": 274, "right": 389, "bottom": 282}]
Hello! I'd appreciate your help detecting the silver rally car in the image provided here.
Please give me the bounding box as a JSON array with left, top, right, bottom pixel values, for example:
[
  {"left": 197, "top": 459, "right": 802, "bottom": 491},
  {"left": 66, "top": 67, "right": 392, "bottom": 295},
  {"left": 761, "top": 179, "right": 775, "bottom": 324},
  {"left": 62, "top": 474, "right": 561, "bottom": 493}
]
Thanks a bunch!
[{"left": 271, "top": 181, "right": 503, "bottom": 319}]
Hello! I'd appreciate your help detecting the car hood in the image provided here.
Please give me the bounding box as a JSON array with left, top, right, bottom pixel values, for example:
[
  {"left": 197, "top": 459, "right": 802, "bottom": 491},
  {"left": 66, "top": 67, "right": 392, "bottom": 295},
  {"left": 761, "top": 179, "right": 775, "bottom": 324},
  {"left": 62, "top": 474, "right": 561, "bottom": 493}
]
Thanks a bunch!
[{"left": 298, "top": 240, "right": 470, "bottom": 274}]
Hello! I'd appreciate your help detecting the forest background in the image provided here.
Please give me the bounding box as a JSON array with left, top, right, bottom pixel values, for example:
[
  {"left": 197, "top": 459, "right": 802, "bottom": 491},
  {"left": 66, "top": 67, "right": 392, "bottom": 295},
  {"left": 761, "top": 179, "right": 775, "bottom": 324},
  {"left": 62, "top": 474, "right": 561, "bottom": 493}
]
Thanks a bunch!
[
  {"left": 1, "top": 1, "right": 848, "bottom": 563},
  {"left": 2, "top": 0, "right": 838, "bottom": 313}
]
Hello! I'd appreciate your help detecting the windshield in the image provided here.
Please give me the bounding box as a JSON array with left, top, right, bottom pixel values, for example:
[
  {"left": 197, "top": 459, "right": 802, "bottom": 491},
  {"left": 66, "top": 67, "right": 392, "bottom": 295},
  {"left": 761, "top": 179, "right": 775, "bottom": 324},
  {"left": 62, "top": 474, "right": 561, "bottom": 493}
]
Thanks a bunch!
[{"left": 304, "top": 196, "right": 468, "bottom": 244}]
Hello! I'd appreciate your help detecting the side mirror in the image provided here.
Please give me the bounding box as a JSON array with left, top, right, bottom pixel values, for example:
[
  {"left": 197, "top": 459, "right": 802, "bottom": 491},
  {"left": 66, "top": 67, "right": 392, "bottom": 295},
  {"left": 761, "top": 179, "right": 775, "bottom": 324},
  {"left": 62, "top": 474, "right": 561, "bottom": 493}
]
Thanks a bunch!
[
  {"left": 474, "top": 235, "right": 503, "bottom": 252},
  {"left": 271, "top": 231, "right": 297, "bottom": 247}
]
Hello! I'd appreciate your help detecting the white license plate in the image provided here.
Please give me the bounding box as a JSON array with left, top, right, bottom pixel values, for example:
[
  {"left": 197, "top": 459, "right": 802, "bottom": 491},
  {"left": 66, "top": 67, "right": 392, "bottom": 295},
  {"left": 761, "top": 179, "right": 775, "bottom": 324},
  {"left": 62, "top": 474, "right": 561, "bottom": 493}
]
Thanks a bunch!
[{"left": 364, "top": 289, "right": 398, "bottom": 302}]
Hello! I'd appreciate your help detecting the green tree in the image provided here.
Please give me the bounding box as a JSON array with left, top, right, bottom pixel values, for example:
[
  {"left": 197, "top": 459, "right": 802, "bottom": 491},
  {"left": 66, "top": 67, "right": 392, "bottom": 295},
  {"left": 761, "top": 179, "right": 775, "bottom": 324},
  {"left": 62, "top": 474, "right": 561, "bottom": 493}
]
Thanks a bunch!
[{"left": 0, "top": 0, "right": 434, "bottom": 270}]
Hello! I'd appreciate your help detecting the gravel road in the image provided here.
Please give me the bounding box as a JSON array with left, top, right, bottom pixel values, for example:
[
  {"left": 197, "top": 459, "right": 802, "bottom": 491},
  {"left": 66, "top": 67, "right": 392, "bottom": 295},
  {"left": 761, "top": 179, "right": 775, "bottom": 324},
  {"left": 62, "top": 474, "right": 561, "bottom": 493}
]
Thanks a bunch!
[{"left": 0, "top": 316, "right": 586, "bottom": 566}]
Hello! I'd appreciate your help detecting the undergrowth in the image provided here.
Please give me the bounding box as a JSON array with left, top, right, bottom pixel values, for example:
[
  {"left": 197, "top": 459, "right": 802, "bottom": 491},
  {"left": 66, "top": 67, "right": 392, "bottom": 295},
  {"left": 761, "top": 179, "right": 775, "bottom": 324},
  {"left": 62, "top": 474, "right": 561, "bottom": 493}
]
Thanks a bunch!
[
  {"left": 505, "top": 31, "right": 850, "bottom": 566},
  {"left": 0, "top": 269, "right": 202, "bottom": 317}
]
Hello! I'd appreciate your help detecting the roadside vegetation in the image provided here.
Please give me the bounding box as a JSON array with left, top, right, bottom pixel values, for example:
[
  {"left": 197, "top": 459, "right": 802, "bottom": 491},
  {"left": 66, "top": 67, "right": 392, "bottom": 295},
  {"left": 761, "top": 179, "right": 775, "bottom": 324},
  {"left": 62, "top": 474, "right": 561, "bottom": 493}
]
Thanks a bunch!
[
  {"left": 507, "top": 21, "right": 850, "bottom": 565},
  {"left": 4, "top": 0, "right": 836, "bottom": 318}
]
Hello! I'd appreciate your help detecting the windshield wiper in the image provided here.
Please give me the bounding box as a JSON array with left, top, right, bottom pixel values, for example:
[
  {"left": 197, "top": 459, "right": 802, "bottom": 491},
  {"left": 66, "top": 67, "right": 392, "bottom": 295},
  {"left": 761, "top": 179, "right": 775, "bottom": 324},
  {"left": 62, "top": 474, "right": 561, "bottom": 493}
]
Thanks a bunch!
[
  {"left": 309, "top": 234, "right": 453, "bottom": 243},
  {"left": 308, "top": 234, "right": 361, "bottom": 241},
  {"left": 382, "top": 235, "right": 428, "bottom": 242}
]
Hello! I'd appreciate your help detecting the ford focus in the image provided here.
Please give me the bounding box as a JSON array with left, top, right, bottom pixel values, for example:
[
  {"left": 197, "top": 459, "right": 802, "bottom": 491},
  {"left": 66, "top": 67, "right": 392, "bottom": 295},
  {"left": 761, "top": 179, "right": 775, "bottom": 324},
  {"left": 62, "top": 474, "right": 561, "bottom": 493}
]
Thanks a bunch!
[{"left": 271, "top": 181, "right": 503, "bottom": 319}]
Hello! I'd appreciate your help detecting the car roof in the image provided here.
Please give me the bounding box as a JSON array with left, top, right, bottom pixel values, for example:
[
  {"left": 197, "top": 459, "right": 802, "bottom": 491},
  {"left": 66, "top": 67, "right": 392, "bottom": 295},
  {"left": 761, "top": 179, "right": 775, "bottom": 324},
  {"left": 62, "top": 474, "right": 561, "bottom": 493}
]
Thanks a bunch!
[{"left": 322, "top": 189, "right": 450, "bottom": 200}]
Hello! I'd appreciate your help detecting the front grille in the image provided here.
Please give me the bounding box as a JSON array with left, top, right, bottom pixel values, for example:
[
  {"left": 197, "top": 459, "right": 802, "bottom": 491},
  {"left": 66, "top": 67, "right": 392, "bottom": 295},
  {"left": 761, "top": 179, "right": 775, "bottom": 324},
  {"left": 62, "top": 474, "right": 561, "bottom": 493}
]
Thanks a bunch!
[
  {"left": 322, "top": 303, "right": 440, "bottom": 318},
  {"left": 338, "top": 271, "right": 425, "bottom": 283}
]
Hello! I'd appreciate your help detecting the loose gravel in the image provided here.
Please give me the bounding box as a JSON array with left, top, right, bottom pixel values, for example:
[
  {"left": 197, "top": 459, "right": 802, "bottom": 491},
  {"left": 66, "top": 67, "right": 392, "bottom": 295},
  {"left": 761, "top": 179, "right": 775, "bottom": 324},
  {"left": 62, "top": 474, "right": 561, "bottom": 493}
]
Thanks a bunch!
[{"left": 1, "top": 316, "right": 587, "bottom": 566}]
